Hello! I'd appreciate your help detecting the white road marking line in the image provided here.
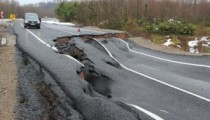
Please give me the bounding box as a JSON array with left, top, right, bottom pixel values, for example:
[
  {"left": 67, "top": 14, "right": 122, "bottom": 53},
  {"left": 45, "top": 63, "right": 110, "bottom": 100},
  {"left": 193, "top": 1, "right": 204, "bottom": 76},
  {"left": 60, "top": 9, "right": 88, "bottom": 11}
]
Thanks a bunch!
[
  {"left": 26, "top": 29, "right": 84, "bottom": 66},
  {"left": 128, "top": 104, "right": 164, "bottom": 120},
  {"left": 28, "top": 26, "right": 210, "bottom": 102},
  {"left": 27, "top": 29, "right": 51, "bottom": 47},
  {"left": 120, "top": 39, "right": 210, "bottom": 68},
  {"left": 64, "top": 55, "right": 84, "bottom": 66},
  {"left": 95, "top": 39, "right": 210, "bottom": 102},
  {"left": 26, "top": 29, "right": 160, "bottom": 119},
  {"left": 43, "top": 24, "right": 80, "bottom": 35},
  {"left": 26, "top": 28, "right": 164, "bottom": 119},
  {"left": 52, "top": 46, "right": 58, "bottom": 52}
]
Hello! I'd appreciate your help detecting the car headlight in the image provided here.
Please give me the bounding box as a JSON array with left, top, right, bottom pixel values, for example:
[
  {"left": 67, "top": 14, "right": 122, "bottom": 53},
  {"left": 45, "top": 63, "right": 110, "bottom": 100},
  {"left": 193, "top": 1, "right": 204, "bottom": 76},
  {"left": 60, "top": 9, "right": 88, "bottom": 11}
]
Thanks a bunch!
[
  {"left": 37, "top": 21, "right": 40, "bottom": 23},
  {"left": 25, "top": 20, "right": 29, "bottom": 23}
]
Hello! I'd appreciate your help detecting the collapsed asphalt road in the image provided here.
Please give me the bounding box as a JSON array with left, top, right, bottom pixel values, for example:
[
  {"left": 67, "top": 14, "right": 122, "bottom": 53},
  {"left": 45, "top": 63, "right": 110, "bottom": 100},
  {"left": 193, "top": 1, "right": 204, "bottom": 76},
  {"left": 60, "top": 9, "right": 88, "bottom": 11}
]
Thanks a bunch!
[
  {"left": 14, "top": 22, "right": 152, "bottom": 120},
  {"left": 14, "top": 21, "right": 210, "bottom": 120}
]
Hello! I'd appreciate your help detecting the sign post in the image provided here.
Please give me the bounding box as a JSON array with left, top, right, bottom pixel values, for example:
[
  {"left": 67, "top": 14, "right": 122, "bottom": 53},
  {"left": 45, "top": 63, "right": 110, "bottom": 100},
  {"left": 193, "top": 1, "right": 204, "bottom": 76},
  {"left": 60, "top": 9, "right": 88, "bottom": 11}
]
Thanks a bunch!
[{"left": 10, "top": 14, "right": 16, "bottom": 21}]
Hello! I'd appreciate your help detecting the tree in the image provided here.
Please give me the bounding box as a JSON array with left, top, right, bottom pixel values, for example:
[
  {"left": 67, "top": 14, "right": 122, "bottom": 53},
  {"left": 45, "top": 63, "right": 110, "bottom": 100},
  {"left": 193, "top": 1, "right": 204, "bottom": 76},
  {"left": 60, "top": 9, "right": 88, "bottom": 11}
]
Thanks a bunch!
[{"left": 55, "top": 2, "right": 79, "bottom": 22}]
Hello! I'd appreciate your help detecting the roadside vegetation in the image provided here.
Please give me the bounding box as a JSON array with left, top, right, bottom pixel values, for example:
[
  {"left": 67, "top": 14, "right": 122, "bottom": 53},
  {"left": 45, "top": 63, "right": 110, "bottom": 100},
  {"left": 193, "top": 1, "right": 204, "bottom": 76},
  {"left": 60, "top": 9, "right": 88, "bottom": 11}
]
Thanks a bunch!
[{"left": 55, "top": 0, "right": 210, "bottom": 53}]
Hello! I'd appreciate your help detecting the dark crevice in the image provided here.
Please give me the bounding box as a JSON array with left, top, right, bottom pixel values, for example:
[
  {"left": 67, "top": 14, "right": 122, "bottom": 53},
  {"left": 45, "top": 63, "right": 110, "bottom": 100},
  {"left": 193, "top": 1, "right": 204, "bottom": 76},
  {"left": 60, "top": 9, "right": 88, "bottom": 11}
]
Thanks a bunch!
[
  {"left": 55, "top": 36, "right": 121, "bottom": 68},
  {"left": 52, "top": 35, "right": 147, "bottom": 119},
  {"left": 14, "top": 24, "right": 144, "bottom": 120},
  {"left": 104, "top": 61, "right": 121, "bottom": 68},
  {"left": 54, "top": 36, "right": 124, "bottom": 99},
  {"left": 78, "top": 65, "right": 112, "bottom": 99}
]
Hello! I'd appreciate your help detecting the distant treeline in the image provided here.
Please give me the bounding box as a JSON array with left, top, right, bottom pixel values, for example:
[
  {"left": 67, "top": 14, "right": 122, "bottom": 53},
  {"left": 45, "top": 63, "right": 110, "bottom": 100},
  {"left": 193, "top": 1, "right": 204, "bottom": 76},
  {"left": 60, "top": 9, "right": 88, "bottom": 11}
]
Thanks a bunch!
[
  {"left": 55, "top": 0, "right": 210, "bottom": 29},
  {"left": 0, "top": 1, "right": 56, "bottom": 18}
]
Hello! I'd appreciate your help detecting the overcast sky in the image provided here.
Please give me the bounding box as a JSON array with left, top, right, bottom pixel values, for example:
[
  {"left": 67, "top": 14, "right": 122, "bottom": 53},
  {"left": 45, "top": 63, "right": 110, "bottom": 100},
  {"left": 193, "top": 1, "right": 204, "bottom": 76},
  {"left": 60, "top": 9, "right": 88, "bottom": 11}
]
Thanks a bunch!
[{"left": 17, "top": 0, "right": 52, "bottom": 5}]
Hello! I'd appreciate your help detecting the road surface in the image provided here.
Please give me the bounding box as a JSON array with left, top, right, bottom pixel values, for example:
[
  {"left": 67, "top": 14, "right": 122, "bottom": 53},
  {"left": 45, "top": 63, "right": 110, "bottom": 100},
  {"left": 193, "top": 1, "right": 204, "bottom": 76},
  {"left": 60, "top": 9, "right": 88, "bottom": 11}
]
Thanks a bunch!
[{"left": 14, "top": 20, "right": 210, "bottom": 120}]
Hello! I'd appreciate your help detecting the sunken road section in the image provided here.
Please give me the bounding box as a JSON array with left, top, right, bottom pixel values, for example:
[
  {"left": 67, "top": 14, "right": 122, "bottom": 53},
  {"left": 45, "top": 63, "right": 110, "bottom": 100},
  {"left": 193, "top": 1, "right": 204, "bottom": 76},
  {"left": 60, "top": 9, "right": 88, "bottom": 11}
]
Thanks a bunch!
[
  {"left": 16, "top": 31, "right": 146, "bottom": 120},
  {"left": 52, "top": 33, "right": 148, "bottom": 120},
  {"left": 53, "top": 33, "right": 130, "bottom": 98}
]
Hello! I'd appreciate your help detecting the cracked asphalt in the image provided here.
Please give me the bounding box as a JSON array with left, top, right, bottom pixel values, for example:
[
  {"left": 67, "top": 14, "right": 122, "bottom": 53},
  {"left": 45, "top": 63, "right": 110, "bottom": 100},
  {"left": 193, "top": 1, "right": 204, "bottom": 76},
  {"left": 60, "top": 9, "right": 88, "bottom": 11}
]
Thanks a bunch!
[{"left": 14, "top": 20, "right": 210, "bottom": 120}]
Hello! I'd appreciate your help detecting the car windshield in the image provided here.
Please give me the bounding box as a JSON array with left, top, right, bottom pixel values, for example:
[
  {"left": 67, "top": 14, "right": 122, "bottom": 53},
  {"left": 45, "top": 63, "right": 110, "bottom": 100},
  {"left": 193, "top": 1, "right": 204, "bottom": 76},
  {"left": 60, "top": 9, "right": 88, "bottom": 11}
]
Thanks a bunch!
[{"left": 25, "top": 14, "right": 38, "bottom": 21}]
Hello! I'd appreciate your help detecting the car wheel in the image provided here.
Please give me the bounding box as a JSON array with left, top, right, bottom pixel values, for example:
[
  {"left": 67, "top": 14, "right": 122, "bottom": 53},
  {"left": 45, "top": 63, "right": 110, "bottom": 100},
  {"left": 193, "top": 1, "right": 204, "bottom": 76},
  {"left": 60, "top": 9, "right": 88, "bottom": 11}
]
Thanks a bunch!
[{"left": 37, "top": 26, "right": 40, "bottom": 29}]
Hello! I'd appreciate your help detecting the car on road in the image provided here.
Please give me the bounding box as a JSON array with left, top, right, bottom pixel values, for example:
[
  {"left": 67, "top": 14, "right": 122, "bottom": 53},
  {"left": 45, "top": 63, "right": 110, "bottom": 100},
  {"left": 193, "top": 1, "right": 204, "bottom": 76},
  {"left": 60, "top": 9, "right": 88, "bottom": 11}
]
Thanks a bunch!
[{"left": 23, "top": 13, "right": 41, "bottom": 29}]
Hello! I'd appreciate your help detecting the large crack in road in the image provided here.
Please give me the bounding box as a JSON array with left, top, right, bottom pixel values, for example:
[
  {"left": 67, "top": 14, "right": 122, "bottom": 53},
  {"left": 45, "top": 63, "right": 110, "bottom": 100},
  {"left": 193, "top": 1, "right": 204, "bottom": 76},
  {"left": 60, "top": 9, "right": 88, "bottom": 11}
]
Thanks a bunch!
[
  {"left": 54, "top": 35, "right": 125, "bottom": 98},
  {"left": 16, "top": 29, "right": 151, "bottom": 120},
  {"left": 14, "top": 22, "right": 210, "bottom": 120}
]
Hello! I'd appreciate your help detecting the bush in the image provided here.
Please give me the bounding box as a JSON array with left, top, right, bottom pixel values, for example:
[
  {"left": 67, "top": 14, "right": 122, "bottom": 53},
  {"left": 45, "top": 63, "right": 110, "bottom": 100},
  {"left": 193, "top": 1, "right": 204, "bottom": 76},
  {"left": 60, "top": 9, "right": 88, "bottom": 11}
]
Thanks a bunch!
[
  {"left": 171, "top": 35, "right": 180, "bottom": 47},
  {"left": 151, "top": 35, "right": 165, "bottom": 44},
  {"left": 144, "top": 20, "right": 195, "bottom": 35}
]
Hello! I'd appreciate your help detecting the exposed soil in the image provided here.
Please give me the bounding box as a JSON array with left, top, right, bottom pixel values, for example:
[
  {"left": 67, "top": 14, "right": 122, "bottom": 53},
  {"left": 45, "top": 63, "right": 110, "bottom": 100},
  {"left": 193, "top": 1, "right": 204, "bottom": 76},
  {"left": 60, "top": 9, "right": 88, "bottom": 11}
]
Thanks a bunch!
[{"left": 0, "top": 29, "right": 17, "bottom": 120}]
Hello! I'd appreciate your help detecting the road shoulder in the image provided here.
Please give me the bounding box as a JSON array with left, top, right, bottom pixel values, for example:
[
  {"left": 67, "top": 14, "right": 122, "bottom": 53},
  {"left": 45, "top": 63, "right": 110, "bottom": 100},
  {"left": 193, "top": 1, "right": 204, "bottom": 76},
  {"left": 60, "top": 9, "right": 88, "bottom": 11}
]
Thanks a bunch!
[
  {"left": 0, "top": 28, "right": 17, "bottom": 119},
  {"left": 129, "top": 37, "right": 210, "bottom": 56}
]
